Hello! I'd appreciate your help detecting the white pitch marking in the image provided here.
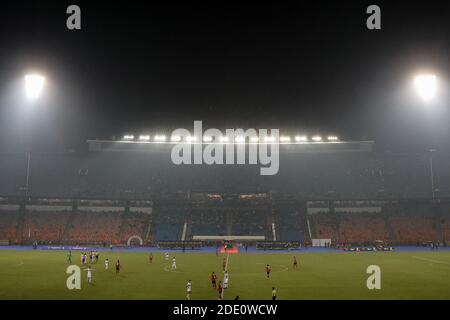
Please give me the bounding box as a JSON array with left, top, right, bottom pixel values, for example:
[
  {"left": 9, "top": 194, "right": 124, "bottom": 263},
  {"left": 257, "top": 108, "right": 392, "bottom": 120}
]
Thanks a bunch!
[{"left": 412, "top": 256, "right": 450, "bottom": 266}]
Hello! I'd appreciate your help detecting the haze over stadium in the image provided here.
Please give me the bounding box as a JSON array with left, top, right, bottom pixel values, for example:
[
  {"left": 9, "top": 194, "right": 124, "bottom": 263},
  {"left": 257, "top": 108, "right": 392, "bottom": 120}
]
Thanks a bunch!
[{"left": 0, "top": 0, "right": 449, "bottom": 302}]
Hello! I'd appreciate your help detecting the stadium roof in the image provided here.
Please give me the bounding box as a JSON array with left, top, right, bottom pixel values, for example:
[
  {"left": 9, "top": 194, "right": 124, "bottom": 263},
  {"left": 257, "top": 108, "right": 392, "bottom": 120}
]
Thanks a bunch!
[{"left": 87, "top": 139, "right": 374, "bottom": 153}]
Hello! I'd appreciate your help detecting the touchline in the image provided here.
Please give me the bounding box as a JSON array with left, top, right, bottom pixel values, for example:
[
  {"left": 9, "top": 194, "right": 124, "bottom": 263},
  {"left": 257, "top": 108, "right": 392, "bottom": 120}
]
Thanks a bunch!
[{"left": 170, "top": 121, "right": 280, "bottom": 176}]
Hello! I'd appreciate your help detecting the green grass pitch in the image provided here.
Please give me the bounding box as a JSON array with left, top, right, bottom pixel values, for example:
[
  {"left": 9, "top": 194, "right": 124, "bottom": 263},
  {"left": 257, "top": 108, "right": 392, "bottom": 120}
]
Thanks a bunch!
[{"left": 0, "top": 250, "right": 449, "bottom": 299}]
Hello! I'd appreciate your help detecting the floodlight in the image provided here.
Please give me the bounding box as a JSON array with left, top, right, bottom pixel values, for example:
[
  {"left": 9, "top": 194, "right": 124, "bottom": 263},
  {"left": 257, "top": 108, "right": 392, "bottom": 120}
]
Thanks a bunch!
[
  {"left": 327, "top": 136, "right": 339, "bottom": 141},
  {"left": 171, "top": 136, "right": 181, "bottom": 142},
  {"left": 280, "top": 136, "right": 291, "bottom": 142},
  {"left": 139, "top": 135, "right": 150, "bottom": 141},
  {"left": 414, "top": 74, "right": 437, "bottom": 101},
  {"left": 154, "top": 135, "right": 166, "bottom": 142},
  {"left": 235, "top": 136, "right": 245, "bottom": 143},
  {"left": 295, "top": 136, "right": 308, "bottom": 142},
  {"left": 250, "top": 137, "right": 259, "bottom": 143},
  {"left": 186, "top": 136, "right": 197, "bottom": 142},
  {"left": 25, "top": 74, "right": 45, "bottom": 100},
  {"left": 264, "top": 136, "right": 275, "bottom": 142},
  {"left": 123, "top": 135, "right": 134, "bottom": 140},
  {"left": 220, "top": 136, "right": 229, "bottom": 142},
  {"left": 203, "top": 136, "right": 213, "bottom": 142},
  {"left": 312, "top": 136, "right": 322, "bottom": 142}
]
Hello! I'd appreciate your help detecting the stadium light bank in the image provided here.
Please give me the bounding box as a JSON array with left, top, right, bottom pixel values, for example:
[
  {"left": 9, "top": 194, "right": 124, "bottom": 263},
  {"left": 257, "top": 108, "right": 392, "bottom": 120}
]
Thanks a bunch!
[
  {"left": 88, "top": 122, "right": 374, "bottom": 175},
  {"left": 115, "top": 122, "right": 342, "bottom": 174}
]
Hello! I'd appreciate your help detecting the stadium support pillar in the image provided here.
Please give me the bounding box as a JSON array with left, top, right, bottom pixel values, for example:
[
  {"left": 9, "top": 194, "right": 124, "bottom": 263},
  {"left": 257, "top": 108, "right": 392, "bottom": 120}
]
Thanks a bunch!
[
  {"left": 25, "top": 151, "right": 31, "bottom": 196},
  {"left": 429, "top": 150, "right": 436, "bottom": 199},
  {"left": 272, "top": 222, "right": 277, "bottom": 241},
  {"left": 181, "top": 221, "right": 188, "bottom": 241}
]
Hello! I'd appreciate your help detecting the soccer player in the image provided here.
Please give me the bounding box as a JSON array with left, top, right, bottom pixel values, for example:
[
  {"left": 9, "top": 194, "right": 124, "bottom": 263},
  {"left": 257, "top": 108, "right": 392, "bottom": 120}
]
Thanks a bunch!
[
  {"left": 211, "top": 272, "right": 217, "bottom": 289},
  {"left": 217, "top": 281, "right": 223, "bottom": 300},
  {"left": 266, "top": 264, "right": 272, "bottom": 279},
  {"left": 86, "top": 266, "right": 93, "bottom": 284},
  {"left": 171, "top": 257, "right": 177, "bottom": 270},
  {"left": 222, "top": 258, "right": 226, "bottom": 271},
  {"left": 104, "top": 258, "right": 109, "bottom": 270},
  {"left": 165, "top": 252, "right": 170, "bottom": 261},
  {"left": 186, "top": 280, "right": 192, "bottom": 300},
  {"left": 67, "top": 250, "right": 72, "bottom": 264},
  {"left": 95, "top": 251, "right": 99, "bottom": 263},
  {"left": 272, "top": 287, "right": 277, "bottom": 300},
  {"left": 293, "top": 256, "right": 298, "bottom": 269},
  {"left": 149, "top": 253, "right": 153, "bottom": 264},
  {"left": 115, "top": 259, "right": 121, "bottom": 274},
  {"left": 223, "top": 271, "right": 229, "bottom": 289}
]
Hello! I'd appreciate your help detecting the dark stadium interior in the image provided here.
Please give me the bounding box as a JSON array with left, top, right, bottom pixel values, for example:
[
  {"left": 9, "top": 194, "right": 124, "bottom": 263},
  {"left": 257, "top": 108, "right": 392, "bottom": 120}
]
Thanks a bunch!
[
  {"left": 1, "top": 148, "right": 450, "bottom": 198},
  {"left": 1, "top": 1, "right": 450, "bottom": 304}
]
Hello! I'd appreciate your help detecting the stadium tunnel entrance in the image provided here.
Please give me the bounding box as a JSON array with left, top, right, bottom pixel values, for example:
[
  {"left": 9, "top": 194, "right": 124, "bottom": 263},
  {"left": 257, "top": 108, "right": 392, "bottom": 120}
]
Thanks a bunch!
[{"left": 127, "top": 235, "right": 143, "bottom": 246}]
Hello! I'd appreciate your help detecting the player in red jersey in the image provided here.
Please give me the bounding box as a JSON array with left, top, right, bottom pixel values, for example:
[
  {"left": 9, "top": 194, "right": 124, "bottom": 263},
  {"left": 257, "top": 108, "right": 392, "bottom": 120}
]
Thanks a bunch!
[
  {"left": 265, "top": 264, "right": 272, "bottom": 279},
  {"left": 211, "top": 272, "right": 217, "bottom": 289},
  {"left": 217, "top": 281, "right": 223, "bottom": 300},
  {"left": 115, "top": 259, "right": 121, "bottom": 274}
]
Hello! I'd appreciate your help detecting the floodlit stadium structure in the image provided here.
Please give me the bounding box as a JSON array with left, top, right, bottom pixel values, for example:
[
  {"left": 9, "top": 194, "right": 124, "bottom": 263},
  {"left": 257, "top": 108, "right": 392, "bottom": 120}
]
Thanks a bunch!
[{"left": 1, "top": 137, "right": 450, "bottom": 248}]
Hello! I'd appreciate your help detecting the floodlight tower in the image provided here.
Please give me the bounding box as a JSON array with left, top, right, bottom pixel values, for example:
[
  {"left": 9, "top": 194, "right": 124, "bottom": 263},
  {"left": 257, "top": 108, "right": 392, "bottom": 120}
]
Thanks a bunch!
[
  {"left": 23, "top": 73, "right": 46, "bottom": 196},
  {"left": 413, "top": 74, "right": 439, "bottom": 199},
  {"left": 429, "top": 149, "right": 436, "bottom": 199}
]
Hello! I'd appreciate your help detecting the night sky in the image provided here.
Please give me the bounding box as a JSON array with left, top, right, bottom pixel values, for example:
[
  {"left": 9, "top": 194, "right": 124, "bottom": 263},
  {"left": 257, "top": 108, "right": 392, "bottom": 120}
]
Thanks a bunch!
[{"left": 0, "top": 0, "right": 449, "bottom": 152}]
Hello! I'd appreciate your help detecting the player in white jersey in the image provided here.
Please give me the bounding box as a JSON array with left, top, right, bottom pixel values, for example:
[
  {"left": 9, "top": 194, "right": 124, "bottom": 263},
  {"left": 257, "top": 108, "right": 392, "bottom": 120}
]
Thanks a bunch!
[
  {"left": 186, "top": 280, "right": 192, "bottom": 300},
  {"left": 104, "top": 258, "right": 109, "bottom": 270},
  {"left": 86, "top": 266, "right": 93, "bottom": 284},
  {"left": 165, "top": 252, "right": 170, "bottom": 261},
  {"left": 171, "top": 257, "right": 177, "bottom": 270},
  {"left": 223, "top": 271, "right": 229, "bottom": 289}
]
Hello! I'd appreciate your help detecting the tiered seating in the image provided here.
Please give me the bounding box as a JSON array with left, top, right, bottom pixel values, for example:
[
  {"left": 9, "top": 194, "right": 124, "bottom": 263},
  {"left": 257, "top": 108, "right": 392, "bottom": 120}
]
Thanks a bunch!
[
  {"left": 190, "top": 209, "right": 226, "bottom": 235},
  {"left": 388, "top": 214, "right": 438, "bottom": 244},
  {"left": 443, "top": 215, "right": 450, "bottom": 242},
  {"left": 65, "top": 211, "right": 122, "bottom": 244},
  {"left": 310, "top": 213, "right": 338, "bottom": 239},
  {"left": 154, "top": 224, "right": 180, "bottom": 241},
  {"left": 22, "top": 210, "right": 70, "bottom": 242},
  {"left": 232, "top": 209, "right": 267, "bottom": 236},
  {"left": 337, "top": 213, "right": 388, "bottom": 243},
  {"left": 276, "top": 205, "right": 304, "bottom": 241},
  {"left": 0, "top": 210, "right": 18, "bottom": 242},
  {"left": 120, "top": 212, "right": 148, "bottom": 241},
  {"left": 153, "top": 205, "right": 185, "bottom": 241}
]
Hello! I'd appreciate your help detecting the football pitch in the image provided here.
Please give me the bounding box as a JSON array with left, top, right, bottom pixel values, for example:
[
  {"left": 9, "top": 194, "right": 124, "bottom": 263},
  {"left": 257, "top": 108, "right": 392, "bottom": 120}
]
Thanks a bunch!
[{"left": 0, "top": 250, "right": 449, "bottom": 300}]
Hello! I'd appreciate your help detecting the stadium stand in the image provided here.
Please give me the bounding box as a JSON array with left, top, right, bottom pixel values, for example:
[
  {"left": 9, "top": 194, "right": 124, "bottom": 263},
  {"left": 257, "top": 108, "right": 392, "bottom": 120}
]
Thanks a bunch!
[
  {"left": 22, "top": 210, "right": 71, "bottom": 243},
  {"left": 231, "top": 208, "right": 267, "bottom": 236},
  {"left": 190, "top": 208, "right": 226, "bottom": 236},
  {"left": 0, "top": 209, "right": 19, "bottom": 243},
  {"left": 119, "top": 212, "right": 150, "bottom": 243},
  {"left": 337, "top": 213, "right": 389, "bottom": 244},
  {"left": 274, "top": 203, "right": 306, "bottom": 241},
  {"left": 64, "top": 211, "right": 122, "bottom": 245},
  {"left": 152, "top": 202, "right": 186, "bottom": 241}
]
